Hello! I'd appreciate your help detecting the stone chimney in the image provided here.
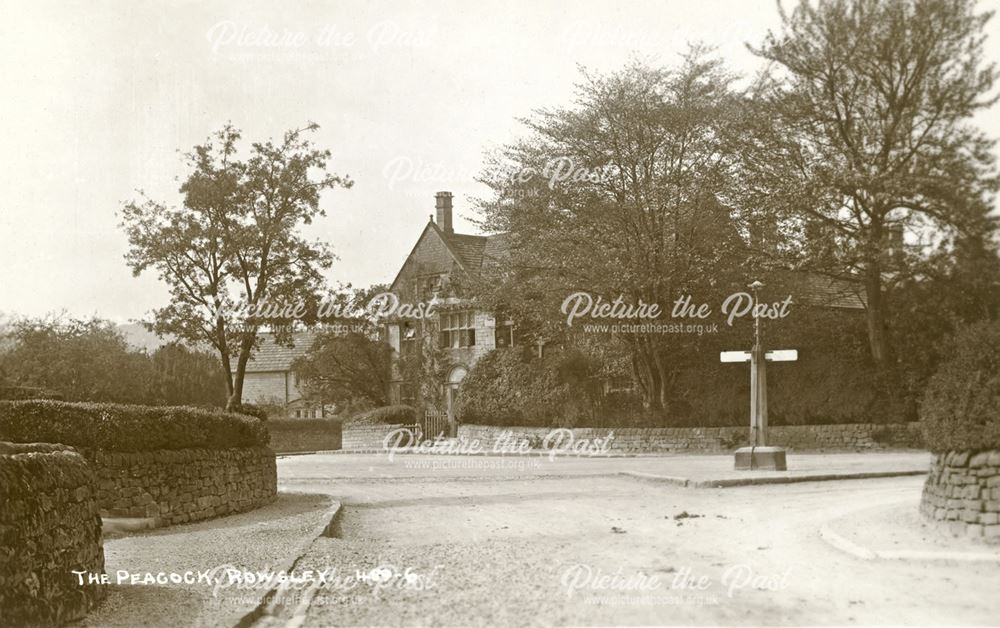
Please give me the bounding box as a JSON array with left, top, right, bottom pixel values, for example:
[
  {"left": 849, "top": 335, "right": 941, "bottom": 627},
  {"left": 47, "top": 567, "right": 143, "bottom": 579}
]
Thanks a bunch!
[
  {"left": 435, "top": 191, "right": 453, "bottom": 233},
  {"left": 882, "top": 223, "right": 905, "bottom": 266}
]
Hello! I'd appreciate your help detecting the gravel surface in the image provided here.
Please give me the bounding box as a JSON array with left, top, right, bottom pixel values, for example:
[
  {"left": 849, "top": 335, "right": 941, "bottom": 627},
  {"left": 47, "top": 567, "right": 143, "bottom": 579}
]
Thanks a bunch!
[
  {"left": 279, "top": 473, "right": 1000, "bottom": 626},
  {"left": 82, "top": 492, "right": 335, "bottom": 628},
  {"left": 826, "top": 500, "right": 1000, "bottom": 557}
]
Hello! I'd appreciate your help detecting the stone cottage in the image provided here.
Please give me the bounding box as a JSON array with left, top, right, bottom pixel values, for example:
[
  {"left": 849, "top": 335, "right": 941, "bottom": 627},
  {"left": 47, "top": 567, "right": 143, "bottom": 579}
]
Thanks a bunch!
[{"left": 240, "top": 330, "right": 327, "bottom": 418}]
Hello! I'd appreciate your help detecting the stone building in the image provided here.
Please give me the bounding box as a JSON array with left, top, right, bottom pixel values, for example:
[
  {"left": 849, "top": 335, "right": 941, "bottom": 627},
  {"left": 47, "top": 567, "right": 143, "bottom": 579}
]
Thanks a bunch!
[
  {"left": 240, "top": 330, "right": 326, "bottom": 418},
  {"left": 384, "top": 192, "right": 512, "bottom": 421}
]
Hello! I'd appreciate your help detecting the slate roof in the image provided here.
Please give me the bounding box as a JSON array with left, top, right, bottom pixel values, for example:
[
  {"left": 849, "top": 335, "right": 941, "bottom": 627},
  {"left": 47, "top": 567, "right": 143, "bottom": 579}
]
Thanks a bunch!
[
  {"left": 444, "top": 233, "right": 489, "bottom": 270},
  {"left": 244, "top": 330, "right": 319, "bottom": 373},
  {"left": 775, "top": 271, "right": 866, "bottom": 310},
  {"left": 440, "top": 230, "right": 511, "bottom": 273}
]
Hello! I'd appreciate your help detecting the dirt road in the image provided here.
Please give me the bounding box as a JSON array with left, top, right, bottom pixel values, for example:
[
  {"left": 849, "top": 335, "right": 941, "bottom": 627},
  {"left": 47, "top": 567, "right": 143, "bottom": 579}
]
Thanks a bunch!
[{"left": 269, "top": 455, "right": 999, "bottom": 626}]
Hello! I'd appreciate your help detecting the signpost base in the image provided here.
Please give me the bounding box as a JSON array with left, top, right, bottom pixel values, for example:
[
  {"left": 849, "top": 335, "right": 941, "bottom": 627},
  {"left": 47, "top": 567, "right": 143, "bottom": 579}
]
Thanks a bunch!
[{"left": 734, "top": 446, "right": 787, "bottom": 471}]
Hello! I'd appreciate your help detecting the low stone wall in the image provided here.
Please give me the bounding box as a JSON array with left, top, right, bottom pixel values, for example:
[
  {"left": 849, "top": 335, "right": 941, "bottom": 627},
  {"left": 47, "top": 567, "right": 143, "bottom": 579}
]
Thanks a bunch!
[
  {"left": 0, "top": 442, "right": 106, "bottom": 624},
  {"left": 342, "top": 423, "right": 416, "bottom": 450},
  {"left": 457, "top": 422, "right": 923, "bottom": 453},
  {"left": 88, "top": 446, "right": 277, "bottom": 524},
  {"left": 919, "top": 450, "right": 1000, "bottom": 542}
]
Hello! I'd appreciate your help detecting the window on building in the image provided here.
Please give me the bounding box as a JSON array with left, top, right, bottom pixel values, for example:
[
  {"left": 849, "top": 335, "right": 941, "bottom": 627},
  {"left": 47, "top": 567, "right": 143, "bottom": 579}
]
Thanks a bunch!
[
  {"left": 495, "top": 319, "right": 515, "bottom": 348},
  {"left": 440, "top": 311, "right": 476, "bottom": 349},
  {"left": 400, "top": 322, "right": 417, "bottom": 357}
]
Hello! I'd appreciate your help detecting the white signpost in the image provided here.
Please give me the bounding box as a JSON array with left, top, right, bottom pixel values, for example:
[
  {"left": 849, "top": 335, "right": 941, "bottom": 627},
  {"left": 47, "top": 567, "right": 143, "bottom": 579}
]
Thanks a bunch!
[{"left": 720, "top": 281, "right": 797, "bottom": 471}]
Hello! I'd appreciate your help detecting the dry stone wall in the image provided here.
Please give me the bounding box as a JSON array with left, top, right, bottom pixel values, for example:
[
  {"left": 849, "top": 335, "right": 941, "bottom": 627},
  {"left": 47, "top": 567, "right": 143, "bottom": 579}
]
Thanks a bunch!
[
  {"left": 88, "top": 447, "right": 276, "bottom": 524},
  {"left": 920, "top": 450, "right": 1000, "bottom": 542},
  {"left": 0, "top": 442, "right": 106, "bottom": 625},
  {"left": 342, "top": 424, "right": 417, "bottom": 450}
]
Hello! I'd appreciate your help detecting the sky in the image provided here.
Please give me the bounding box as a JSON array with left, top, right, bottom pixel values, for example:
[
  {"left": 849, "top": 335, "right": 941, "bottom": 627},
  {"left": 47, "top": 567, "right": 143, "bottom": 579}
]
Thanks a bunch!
[{"left": 2, "top": 0, "right": 1000, "bottom": 323}]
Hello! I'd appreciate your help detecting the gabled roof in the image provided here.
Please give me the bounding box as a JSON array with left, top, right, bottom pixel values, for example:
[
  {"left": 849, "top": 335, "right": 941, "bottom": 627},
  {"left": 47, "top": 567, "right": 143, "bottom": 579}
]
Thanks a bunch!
[
  {"left": 244, "top": 330, "right": 318, "bottom": 373},
  {"left": 389, "top": 220, "right": 503, "bottom": 292}
]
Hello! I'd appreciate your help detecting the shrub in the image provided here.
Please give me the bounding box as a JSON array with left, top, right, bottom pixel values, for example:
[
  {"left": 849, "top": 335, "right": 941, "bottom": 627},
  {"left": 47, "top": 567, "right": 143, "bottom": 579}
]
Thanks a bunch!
[
  {"left": 458, "top": 348, "right": 597, "bottom": 427},
  {"left": 232, "top": 403, "right": 271, "bottom": 421},
  {"left": 346, "top": 405, "right": 416, "bottom": 426},
  {"left": 266, "top": 418, "right": 342, "bottom": 453},
  {"left": 920, "top": 321, "right": 1000, "bottom": 453},
  {"left": 0, "top": 400, "right": 269, "bottom": 452},
  {"left": 0, "top": 386, "right": 64, "bottom": 401}
]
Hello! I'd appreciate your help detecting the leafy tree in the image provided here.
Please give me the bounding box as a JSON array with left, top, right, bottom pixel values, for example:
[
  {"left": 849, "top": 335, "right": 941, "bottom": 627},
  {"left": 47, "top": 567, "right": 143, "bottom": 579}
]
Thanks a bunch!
[
  {"left": 293, "top": 285, "right": 392, "bottom": 408},
  {"left": 0, "top": 315, "right": 153, "bottom": 403},
  {"left": 148, "top": 343, "right": 228, "bottom": 407},
  {"left": 920, "top": 319, "right": 1000, "bottom": 451},
  {"left": 121, "top": 123, "right": 352, "bottom": 410},
  {"left": 888, "top": 231, "right": 1000, "bottom": 407},
  {"left": 747, "top": 0, "right": 999, "bottom": 371},
  {"left": 475, "top": 54, "right": 749, "bottom": 410}
]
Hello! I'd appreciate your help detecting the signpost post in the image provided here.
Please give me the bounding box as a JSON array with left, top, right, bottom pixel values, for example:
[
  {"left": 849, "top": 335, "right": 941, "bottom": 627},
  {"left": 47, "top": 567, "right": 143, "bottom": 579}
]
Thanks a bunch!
[{"left": 720, "top": 281, "right": 797, "bottom": 471}]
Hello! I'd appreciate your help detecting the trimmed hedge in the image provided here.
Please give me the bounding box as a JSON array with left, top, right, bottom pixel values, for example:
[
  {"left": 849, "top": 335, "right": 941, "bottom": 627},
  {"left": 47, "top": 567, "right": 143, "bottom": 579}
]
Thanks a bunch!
[
  {"left": 920, "top": 321, "right": 1000, "bottom": 453},
  {"left": 266, "top": 418, "right": 342, "bottom": 453},
  {"left": 0, "top": 400, "right": 269, "bottom": 452},
  {"left": 346, "top": 405, "right": 416, "bottom": 426},
  {"left": 232, "top": 403, "right": 271, "bottom": 421}
]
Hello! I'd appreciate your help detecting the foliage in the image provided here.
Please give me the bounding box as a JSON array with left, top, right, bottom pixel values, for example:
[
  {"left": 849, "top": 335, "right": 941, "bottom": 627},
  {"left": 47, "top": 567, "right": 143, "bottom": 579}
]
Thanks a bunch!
[
  {"left": 147, "top": 343, "right": 228, "bottom": 407},
  {"left": 121, "top": 123, "right": 352, "bottom": 410},
  {"left": 460, "top": 305, "right": 900, "bottom": 428},
  {"left": 745, "top": 0, "right": 999, "bottom": 369},
  {"left": 0, "top": 316, "right": 155, "bottom": 404},
  {"left": 920, "top": 321, "right": 1000, "bottom": 452},
  {"left": 346, "top": 405, "right": 417, "bottom": 426},
  {"left": 265, "top": 418, "right": 342, "bottom": 453},
  {"left": 666, "top": 306, "right": 892, "bottom": 426},
  {"left": 0, "top": 386, "right": 64, "bottom": 401},
  {"left": 474, "top": 53, "right": 751, "bottom": 410},
  {"left": 232, "top": 403, "right": 270, "bottom": 421},
  {"left": 888, "top": 233, "right": 1000, "bottom": 411},
  {"left": 0, "top": 400, "right": 268, "bottom": 451},
  {"left": 0, "top": 316, "right": 228, "bottom": 407},
  {"left": 294, "top": 285, "right": 392, "bottom": 407},
  {"left": 458, "top": 347, "right": 603, "bottom": 427}
]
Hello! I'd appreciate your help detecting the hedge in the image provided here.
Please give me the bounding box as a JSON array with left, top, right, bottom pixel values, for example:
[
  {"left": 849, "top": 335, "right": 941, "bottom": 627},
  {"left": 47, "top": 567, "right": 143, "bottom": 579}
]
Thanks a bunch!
[
  {"left": 0, "top": 400, "right": 269, "bottom": 452},
  {"left": 266, "top": 418, "right": 342, "bottom": 453},
  {"left": 346, "top": 405, "right": 416, "bottom": 426},
  {"left": 920, "top": 321, "right": 1000, "bottom": 453}
]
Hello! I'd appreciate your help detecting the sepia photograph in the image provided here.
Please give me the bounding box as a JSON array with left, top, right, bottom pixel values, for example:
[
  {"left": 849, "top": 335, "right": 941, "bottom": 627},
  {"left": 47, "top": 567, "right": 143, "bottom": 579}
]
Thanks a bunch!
[{"left": 2, "top": 0, "right": 1000, "bottom": 626}]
